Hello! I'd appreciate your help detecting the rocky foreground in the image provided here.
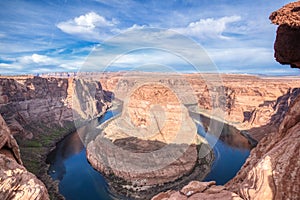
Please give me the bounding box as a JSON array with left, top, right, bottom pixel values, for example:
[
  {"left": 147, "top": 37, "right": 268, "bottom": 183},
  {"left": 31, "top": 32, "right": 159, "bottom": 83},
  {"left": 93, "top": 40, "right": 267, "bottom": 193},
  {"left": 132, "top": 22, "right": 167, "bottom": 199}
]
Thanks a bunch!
[{"left": 0, "top": 114, "right": 49, "bottom": 199}]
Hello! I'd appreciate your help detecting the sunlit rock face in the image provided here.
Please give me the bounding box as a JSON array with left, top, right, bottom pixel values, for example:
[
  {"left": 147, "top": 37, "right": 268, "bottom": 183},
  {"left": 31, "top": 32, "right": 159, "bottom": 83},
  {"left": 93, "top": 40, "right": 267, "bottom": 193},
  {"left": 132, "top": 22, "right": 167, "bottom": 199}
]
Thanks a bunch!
[
  {"left": 226, "top": 95, "right": 300, "bottom": 200},
  {"left": 99, "top": 73, "right": 300, "bottom": 142},
  {"left": 126, "top": 84, "right": 183, "bottom": 143},
  {"left": 0, "top": 76, "right": 110, "bottom": 139},
  {"left": 87, "top": 83, "right": 213, "bottom": 199},
  {"left": 0, "top": 76, "right": 111, "bottom": 199},
  {"left": 0, "top": 114, "right": 49, "bottom": 200},
  {"left": 105, "top": 83, "right": 199, "bottom": 144}
]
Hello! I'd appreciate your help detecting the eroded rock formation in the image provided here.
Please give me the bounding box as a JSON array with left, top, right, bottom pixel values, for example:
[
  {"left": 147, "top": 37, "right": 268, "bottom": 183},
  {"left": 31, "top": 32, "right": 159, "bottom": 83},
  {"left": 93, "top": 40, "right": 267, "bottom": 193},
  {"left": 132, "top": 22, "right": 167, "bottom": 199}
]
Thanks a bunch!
[
  {"left": 225, "top": 4, "right": 300, "bottom": 199},
  {"left": 151, "top": 181, "right": 242, "bottom": 200},
  {"left": 99, "top": 73, "right": 300, "bottom": 141},
  {"left": 0, "top": 76, "right": 111, "bottom": 199},
  {"left": 0, "top": 76, "right": 110, "bottom": 138},
  {"left": 270, "top": 1, "right": 300, "bottom": 68},
  {"left": 87, "top": 83, "right": 213, "bottom": 199},
  {"left": 225, "top": 95, "right": 300, "bottom": 199},
  {"left": 0, "top": 114, "right": 49, "bottom": 200}
]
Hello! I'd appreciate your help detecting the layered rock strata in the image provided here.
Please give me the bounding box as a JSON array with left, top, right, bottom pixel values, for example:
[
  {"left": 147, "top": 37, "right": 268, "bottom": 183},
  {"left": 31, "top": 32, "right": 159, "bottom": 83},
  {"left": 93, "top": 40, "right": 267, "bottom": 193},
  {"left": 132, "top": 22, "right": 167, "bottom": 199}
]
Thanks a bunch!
[
  {"left": 0, "top": 76, "right": 111, "bottom": 199},
  {"left": 0, "top": 76, "right": 110, "bottom": 138},
  {"left": 225, "top": 95, "right": 300, "bottom": 199},
  {"left": 225, "top": 3, "right": 300, "bottom": 199},
  {"left": 0, "top": 114, "right": 49, "bottom": 200},
  {"left": 151, "top": 181, "right": 242, "bottom": 200},
  {"left": 98, "top": 73, "right": 300, "bottom": 141},
  {"left": 87, "top": 83, "right": 214, "bottom": 199}
]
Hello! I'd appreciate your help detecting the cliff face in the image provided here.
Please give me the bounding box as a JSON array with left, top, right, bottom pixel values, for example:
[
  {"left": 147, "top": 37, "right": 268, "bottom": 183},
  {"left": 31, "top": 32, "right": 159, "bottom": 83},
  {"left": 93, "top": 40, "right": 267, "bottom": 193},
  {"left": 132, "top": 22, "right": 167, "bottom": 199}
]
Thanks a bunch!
[
  {"left": 0, "top": 76, "right": 110, "bottom": 138},
  {"left": 99, "top": 73, "right": 300, "bottom": 141},
  {"left": 86, "top": 82, "right": 213, "bottom": 199},
  {"left": 270, "top": 1, "right": 300, "bottom": 68},
  {"left": 0, "top": 76, "right": 110, "bottom": 199},
  {"left": 225, "top": 3, "right": 300, "bottom": 199},
  {"left": 225, "top": 95, "right": 300, "bottom": 199},
  {"left": 0, "top": 114, "right": 49, "bottom": 200}
]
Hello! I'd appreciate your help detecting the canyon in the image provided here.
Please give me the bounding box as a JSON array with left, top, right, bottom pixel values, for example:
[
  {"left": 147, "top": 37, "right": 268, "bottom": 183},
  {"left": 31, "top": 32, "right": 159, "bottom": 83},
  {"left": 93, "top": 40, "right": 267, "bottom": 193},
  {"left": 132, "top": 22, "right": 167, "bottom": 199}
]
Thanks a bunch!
[
  {"left": 0, "top": 1, "right": 300, "bottom": 200},
  {"left": 98, "top": 73, "right": 300, "bottom": 141},
  {"left": 152, "top": 1, "right": 300, "bottom": 199},
  {"left": 1, "top": 74, "right": 300, "bottom": 199},
  {"left": 0, "top": 76, "right": 111, "bottom": 199},
  {"left": 86, "top": 82, "right": 214, "bottom": 199}
]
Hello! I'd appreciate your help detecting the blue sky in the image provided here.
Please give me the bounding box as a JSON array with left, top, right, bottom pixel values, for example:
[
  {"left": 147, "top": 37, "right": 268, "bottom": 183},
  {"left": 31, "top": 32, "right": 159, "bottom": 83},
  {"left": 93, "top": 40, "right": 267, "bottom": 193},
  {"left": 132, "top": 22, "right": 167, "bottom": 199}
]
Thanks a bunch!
[{"left": 0, "top": 0, "right": 299, "bottom": 75}]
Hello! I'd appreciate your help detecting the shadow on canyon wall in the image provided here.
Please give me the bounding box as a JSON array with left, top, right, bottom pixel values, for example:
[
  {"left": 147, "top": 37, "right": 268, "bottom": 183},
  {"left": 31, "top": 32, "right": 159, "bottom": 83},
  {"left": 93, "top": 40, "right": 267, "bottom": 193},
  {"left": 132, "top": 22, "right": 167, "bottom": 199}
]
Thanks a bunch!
[
  {"left": 245, "top": 88, "right": 300, "bottom": 141},
  {"left": 0, "top": 76, "right": 114, "bottom": 136},
  {"left": 0, "top": 76, "right": 114, "bottom": 199},
  {"left": 188, "top": 108, "right": 256, "bottom": 150}
]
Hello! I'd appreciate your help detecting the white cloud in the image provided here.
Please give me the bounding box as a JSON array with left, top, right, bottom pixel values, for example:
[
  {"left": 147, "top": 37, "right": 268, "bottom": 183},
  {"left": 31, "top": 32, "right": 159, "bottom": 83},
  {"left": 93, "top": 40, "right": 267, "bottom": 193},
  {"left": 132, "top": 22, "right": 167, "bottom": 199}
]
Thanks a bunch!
[
  {"left": 176, "top": 15, "right": 242, "bottom": 39},
  {"left": 0, "top": 63, "right": 21, "bottom": 69},
  {"left": 18, "top": 54, "right": 56, "bottom": 65},
  {"left": 57, "top": 12, "right": 117, "bottom": 39}
]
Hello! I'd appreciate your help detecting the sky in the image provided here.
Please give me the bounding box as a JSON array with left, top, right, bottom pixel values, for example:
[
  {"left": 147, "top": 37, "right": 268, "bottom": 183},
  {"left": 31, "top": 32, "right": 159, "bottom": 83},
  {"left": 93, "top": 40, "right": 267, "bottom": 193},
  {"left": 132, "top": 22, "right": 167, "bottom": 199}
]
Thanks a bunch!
[{"left": 0, "top": 0, "right": 299, "bottom": 75}]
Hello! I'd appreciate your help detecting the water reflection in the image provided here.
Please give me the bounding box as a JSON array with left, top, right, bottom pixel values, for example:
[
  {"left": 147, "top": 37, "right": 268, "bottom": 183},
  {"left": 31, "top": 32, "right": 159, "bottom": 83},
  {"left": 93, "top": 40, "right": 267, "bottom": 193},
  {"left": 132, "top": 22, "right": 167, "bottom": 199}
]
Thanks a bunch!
[
  {"left": 47, "top": 133, "right": 84, "bottom": 181},
  {"left": 46, "top": 111, "right": 119, "bottom": 200},
  {"left": 47, "top": 107, "right": 254, "bottom": 199},
  {"left": 197, "top": 124, "right": 251, "bottom": 184},
  {"left": 189, "top": 107, "right": 255, "bottom": 150}
]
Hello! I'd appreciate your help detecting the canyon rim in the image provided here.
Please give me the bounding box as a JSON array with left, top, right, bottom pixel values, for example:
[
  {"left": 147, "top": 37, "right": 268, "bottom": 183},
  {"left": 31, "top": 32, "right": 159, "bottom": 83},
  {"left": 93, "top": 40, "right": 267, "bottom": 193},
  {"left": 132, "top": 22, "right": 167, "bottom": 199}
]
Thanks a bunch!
[{"left": 0, "top": 1, "right": 300, "bottom": 200}]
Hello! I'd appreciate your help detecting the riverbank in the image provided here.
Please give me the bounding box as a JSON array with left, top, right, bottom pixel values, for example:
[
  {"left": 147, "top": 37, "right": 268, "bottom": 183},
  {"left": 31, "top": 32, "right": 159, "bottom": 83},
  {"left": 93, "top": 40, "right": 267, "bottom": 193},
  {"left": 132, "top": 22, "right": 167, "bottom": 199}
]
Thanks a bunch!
[
  {"left": 15, "top": 121, "right": 76, "bottom": 200},
  {"left": 15, "top": 107, "right": 110, "bottom": 199},
  {"left": 102, "top": 143, "right": 214, "bottom": 200}
]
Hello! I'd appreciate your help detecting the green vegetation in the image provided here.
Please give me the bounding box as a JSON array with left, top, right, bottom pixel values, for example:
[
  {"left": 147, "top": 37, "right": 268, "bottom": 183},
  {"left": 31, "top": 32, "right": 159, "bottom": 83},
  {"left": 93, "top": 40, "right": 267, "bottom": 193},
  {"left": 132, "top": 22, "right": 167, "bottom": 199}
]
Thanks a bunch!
[
  {"left": 14, "top": 121, "right": 76, "bottom": 200},
  {"left": 16, "top": 121, "right": 76, "bottom": 175}
]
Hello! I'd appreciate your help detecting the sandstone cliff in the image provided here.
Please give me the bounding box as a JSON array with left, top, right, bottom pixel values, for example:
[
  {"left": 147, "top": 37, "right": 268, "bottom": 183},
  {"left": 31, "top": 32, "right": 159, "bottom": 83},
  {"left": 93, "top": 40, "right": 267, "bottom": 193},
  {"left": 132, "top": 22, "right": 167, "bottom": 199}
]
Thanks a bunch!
[
  {"left": 0, "top": 76, "right": 111, "bottom": 199},
  {"left": 99, "top": 73, "right": 300, "bottom": 141},
  {"left": 225, "top": 3, "right": 300, "bottom": 199},
  {"left": 0, "top": 114, "right": 49, "bottom": 200},
  {"left": 0, "top": 76, "right": 110, "bottom": 138},
  {"left": 225, "top": 93, "right": 300, "bottom": 199}
]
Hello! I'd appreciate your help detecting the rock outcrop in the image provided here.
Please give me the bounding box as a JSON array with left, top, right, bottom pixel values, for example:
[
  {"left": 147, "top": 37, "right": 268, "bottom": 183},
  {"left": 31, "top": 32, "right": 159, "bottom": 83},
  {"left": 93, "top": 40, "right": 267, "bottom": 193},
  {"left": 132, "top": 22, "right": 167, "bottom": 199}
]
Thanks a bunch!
[
  {"left": 87, "top": 83, "right": 214, "bottom": 199},
  {"left": 225, "top": 3, "right": 300, "bottom": 199},
  {"left": 151, "top": 181, "right": 242, "bottom": 200},
  {"left": 270, "top": 1, "right": 300, "bottom": 68},
  {"left": 0, "top": 114, "right": 49, "bottom": 200},
  {"left": 225, "top": 95, "right": 300, "bottom": 199}
]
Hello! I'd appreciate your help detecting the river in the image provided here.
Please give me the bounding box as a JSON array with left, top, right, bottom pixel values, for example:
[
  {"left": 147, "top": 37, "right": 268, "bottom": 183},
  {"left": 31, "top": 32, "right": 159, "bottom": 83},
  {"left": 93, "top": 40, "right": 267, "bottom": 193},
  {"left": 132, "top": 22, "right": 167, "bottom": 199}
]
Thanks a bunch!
[{"left": 46, "top": 108, "right": 253, "bottom": 200}]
